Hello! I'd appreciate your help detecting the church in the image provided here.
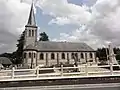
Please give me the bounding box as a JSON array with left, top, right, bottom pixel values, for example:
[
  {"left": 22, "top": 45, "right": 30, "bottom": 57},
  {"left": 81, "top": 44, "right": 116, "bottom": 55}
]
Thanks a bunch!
[{"left": 23, "top": 4, "right": 96, "bottom": 68}]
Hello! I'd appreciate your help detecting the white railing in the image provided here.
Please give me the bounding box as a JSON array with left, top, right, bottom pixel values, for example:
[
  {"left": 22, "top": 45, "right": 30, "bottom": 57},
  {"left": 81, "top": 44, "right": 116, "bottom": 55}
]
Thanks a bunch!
[{"left": 0, "top": 64, "right": 120, "bottom": 81}]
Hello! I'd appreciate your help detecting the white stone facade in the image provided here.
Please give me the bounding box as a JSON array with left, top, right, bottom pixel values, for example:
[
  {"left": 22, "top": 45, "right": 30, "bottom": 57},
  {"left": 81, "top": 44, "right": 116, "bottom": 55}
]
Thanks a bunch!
[{"left": 23, "top": 51, "right": 96, "bottom": 68}]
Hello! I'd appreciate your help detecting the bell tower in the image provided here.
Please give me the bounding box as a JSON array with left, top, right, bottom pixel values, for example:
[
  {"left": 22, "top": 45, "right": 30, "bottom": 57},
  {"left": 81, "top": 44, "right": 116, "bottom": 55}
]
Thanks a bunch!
[{"left": 24, "top": 3, "right": 37, "bottom": 48}]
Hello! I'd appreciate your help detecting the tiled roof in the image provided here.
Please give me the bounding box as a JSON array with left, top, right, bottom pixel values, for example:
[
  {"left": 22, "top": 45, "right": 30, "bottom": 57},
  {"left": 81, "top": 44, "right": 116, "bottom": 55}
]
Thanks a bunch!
[{"left": 25, "top": 41, "right": 94, "bottom": 51}]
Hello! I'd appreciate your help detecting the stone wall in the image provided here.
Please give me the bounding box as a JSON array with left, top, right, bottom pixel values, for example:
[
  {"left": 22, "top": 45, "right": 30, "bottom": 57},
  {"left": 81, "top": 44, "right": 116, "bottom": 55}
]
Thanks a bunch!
[{"left": 23, "top": 51, "right": 96, "bottom": 68}]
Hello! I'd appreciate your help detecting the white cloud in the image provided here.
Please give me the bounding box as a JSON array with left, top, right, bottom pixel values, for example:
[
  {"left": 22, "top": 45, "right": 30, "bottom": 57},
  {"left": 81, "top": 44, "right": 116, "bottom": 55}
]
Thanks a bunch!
[
  {"left": 48, "top": 17, "right": 70, "bottom": 25},
  {"left": 50, "top": 0, "right": 120, "bottom": 49},
  {"left": 88, "top": 0, "right": 120, "bottom": 46},
  {"left": 52, "top": 27, "right": 106, "bottom": 49},
  {"left": 1, "top": 0, "right": 120, "bottom": 53},
  {"left": 36, "top": 0, "right": 91, "bottom": 25},
  {"left": 0, "top": 0, "right": 30, "bottom": 53}
]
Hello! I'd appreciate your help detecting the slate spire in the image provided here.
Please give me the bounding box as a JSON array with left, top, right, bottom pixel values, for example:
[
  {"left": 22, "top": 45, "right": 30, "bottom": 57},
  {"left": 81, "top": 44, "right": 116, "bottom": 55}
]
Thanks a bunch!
[{"left": 27, "top": 3, "right": 36, "bottom": 26}]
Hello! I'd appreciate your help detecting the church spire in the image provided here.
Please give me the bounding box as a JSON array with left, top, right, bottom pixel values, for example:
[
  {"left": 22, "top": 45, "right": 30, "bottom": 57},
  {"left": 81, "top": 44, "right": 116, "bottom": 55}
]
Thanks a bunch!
[{"left": 27, "top": 3, "right": 36, "bottom": 26}]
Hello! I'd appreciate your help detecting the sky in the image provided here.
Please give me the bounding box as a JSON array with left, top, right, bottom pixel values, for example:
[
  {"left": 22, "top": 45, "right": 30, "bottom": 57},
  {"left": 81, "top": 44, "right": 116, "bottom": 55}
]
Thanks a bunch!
[{"left": 0, "top": 0, "right": 120, "bottom": 54}]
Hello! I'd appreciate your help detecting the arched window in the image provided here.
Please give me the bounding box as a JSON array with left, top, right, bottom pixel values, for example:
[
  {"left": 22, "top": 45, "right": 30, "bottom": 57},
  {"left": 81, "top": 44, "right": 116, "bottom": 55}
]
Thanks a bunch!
[
  {"left": 32, "top": 30, "right": 34, "bottom": 36},
  {"left": 75, "top": 53, "right": 78, "bottom": 58},
  {"left": 71, "top": 53, "right": 74, "bottom": 59},
  {"left": 40, "top": 53, "right": 44, "bottom": 60},
  {"left": 81, "top": 53, "right": 84, "bottom": 59},
  {"left": 24, "top": 53, "right": 26, "bottom": 58},
  {"left": 61, "top": 53, "right": 65, "bottom": 59},
  {"left": 29, "top": 30, "right": 31, "bottom": 37},
  {"left": 51, "top": 53, "right": 55, "bottom": 59},
  {"left": 34, "top": 53, "right": 36, "bottom": 58},
  {"left": 90, "top": 53, "right": 93, "bottom": 58},
  {"left": 29, "top": 52, "right": 31, "bottom": 58}
]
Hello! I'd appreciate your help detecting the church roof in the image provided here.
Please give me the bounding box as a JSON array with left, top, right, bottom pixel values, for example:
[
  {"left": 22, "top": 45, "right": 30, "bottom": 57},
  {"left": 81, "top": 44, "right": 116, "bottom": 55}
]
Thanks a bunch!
[
  {"left": 24, "top": 41, "right": 95, "bottom": 52},
  {"left": 25, "top": 44, "right": 38, "bottom": 50},
  {"left": 27, "top": 3, "right": 36, "bottom": 26}
]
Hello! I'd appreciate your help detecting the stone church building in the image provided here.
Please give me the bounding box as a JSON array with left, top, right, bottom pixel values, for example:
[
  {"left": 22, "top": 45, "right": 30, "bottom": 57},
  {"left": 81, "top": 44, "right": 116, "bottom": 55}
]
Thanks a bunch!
[{"left": 23, "top": 4, "right": 96, "bottom": 68}]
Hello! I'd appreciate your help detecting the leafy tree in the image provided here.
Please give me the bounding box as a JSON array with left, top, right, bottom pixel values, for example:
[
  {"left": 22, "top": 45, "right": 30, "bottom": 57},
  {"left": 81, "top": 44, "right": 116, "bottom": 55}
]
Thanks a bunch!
[
  {"left": 96, "top": 48, "right": 107, "bottom": 61},
  {"left": 39, "top": 32, "right": 49, "bottom": 41},
  {"left": 15, "top": 31, "right": 25, "bottom": 64},
  {"left": 0, "top": 31, "right": 25, "bottom": 64},
  {"left": 0, "top": 52, "right": 16, "bottom": 64},
  {"left": 96, "top": 47, "right": 120, "bottom": 64},
  {"left": 0, "top": 53, "right": 12, "bottom": 59}
]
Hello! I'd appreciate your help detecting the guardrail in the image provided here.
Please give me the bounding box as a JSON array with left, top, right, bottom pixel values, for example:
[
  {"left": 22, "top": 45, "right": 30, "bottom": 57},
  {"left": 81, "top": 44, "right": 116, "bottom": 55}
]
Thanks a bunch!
[{"left": 0, "top": 64, "right": 120, "bottom": 81}]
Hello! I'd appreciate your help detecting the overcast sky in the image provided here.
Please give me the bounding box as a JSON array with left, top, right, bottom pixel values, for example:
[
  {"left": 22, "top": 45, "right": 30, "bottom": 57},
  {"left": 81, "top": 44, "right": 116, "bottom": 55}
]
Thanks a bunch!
[{"left": 0, "top": 0, "right": 120, "bottom": 54}]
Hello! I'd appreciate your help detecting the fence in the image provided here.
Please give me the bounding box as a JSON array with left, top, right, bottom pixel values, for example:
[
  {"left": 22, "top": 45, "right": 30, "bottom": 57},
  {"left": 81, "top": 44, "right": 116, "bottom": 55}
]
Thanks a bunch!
[{"left": 0, "top": 64, "right": 120, "bottom": 81}]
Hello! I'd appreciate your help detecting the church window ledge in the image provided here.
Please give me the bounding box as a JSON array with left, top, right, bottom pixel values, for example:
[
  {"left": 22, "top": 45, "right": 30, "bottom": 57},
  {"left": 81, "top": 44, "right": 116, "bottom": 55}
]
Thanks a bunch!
[
  {"left": 75, "top": 53, "right": 78, "bottom": 58},
  {"left": 32, "top": 30, "right": 34, "bottom": 36},
  {"left": 24, "top": 53, "right": 26, "bottom": 58},
  {"left": 51, "top": 53, "right": 55, "bottom": 59},
  {"left": 29, "top": 30, "right": 31, "bottom": 37},
  {"left": 29, "top": 52, "right": 31, "bottom": 58},
  {"left": 34, "top": 53, "right": 36, "bottom": 58},
  {"left": 89, "top": 53, "right": 93, "bottom": 58},
  {"left": 81, "top": 53, "right": 84, "bottom": 59},
  {"left": 71, "top": 53, "right": 74, "bottom": 59},
  {"left": 40, "top": 53, "right": 44, "bottom": 60},
  {"left": 61, "top": 53, "right": 65, "bottom": 59}
]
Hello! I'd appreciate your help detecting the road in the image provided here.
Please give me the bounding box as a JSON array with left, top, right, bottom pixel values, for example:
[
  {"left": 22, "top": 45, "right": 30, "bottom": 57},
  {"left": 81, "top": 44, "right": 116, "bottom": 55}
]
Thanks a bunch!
[{"left": 0, "top": 83, "right": 120, "bottom": 90}]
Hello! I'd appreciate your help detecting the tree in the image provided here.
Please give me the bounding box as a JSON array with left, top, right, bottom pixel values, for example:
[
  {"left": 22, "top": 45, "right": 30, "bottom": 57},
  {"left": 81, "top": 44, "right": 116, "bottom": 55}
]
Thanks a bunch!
[
  {"left": 0, "top": 53, "right": 12, "bottom": 59},
  {"left": 96, "top": 47, "right": 120, "bottom": 64},
  {"left": 15, "top": 31, "right": 25, "bottom": 64},
  {"left": 39, "top": 32, "right": 49, "bottom": 41},
  {"left": 0, "top": 31, "right": 25, "bottom": 64}
]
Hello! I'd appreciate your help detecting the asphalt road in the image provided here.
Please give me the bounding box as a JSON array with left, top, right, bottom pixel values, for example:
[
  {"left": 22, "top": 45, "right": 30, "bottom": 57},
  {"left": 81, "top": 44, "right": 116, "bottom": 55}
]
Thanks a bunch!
[{"left": 0, "top": 83, "right": 120, "bottom": 90}]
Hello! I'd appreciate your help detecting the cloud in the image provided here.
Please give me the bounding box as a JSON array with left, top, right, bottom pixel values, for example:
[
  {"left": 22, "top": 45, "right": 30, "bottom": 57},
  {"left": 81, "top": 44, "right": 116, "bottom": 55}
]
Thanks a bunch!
[
  {"left": 48, "top": 17, "right": 71, "bottom": 25},
  {"left": 0, "top": 0, "right": 30, "bottom": 54},
  {"left": 83, "top": 0, "right": 97, "bottom": 6},
  {"left": 52, "top": 26, "right": 106, "bottom": 49},
  {"left": 1, "top": 0, "right": 120, "bottom": 53},
  {"left": 88, "top": 0, "right": 120, "bottom": 47},
  {"left": 36, "top": 0, "right": 91, "bottom": 25},
  {"left": 44, "top": 0, "right": 120, "bottom": 49}
]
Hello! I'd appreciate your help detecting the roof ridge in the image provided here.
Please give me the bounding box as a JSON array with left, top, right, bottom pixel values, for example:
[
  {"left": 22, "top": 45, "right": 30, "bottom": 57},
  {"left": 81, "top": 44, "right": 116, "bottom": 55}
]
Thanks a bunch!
[{"left": 33, "top": 41, "right": 95, "bottom": 51}]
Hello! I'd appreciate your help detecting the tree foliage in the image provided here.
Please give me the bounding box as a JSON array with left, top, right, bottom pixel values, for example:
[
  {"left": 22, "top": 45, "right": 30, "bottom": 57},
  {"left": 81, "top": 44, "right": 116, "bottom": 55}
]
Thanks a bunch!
[
  {"left": 96, "top": 47, "right": 120, "bottom": 64},
  {"left": 0, "top": 31, "right": 49, "bottom": 65},
  {"left": 39, "top": 32, "right": 49, "bottom": 41},
  {"left": 0, "top": 31, "right": 25, "bottom": 64},
  {"left": 15, "top": 31, "right": 25, "bottom": 64},
  {"left": 0, "top": 53, "right": 12, "bottom": 59}
]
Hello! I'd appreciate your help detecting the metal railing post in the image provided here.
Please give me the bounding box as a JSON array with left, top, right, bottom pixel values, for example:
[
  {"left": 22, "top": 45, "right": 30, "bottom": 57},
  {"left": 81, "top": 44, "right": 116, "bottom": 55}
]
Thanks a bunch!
[
  {"left": 53, "top": 66, "right": 55, "bottom": 72},
  {"left": 61, "top": 65, "right": 63, "bottom": 76},
  {"left": 110, "top": 63, "right": 113, "bottom": 75},
  {"left": 85, "top": 64, "right": 88, "bottom": 76},
  {"left": 36, "top": 68, "right": 39, "bottom": 78},
  {"left": 78, "top": 65, "right": 80, "bottom": 72},
  {"left": 12, "top": 67, "right": 15, "bottom": 79}
]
